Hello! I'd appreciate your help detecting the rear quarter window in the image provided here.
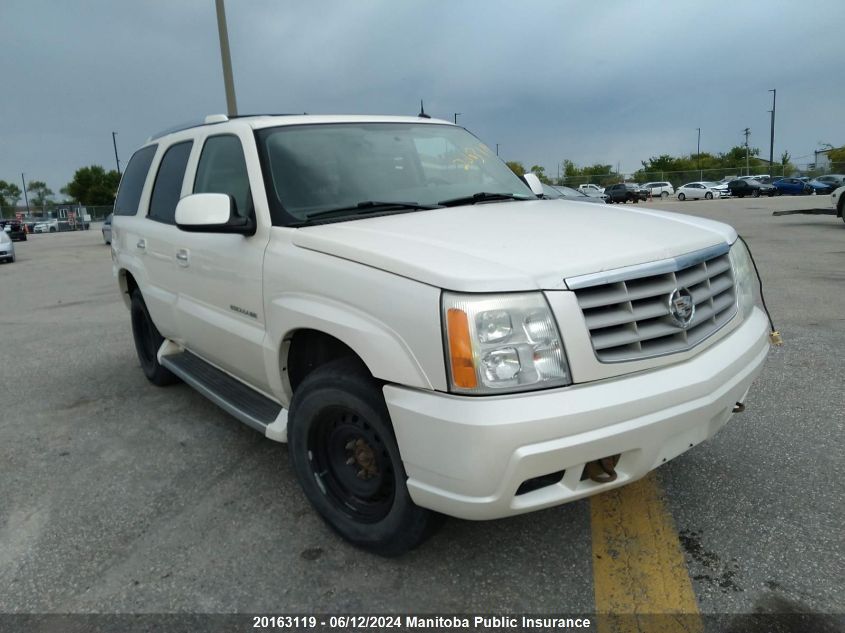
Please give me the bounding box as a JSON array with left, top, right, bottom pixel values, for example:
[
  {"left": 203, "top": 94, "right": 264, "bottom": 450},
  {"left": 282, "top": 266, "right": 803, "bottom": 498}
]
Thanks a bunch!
[{"left": 114, "top": 145, "right": 157, "bottom": 216}]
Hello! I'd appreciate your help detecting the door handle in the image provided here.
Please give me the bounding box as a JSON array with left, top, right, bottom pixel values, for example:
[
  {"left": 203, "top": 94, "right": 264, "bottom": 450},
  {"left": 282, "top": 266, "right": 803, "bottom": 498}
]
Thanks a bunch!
[
  {"left": 136, "top": 239, "right": 146, "bottom": 250},
  {"left": 176, "top": 249, "right": 190, "bottom": 267}
]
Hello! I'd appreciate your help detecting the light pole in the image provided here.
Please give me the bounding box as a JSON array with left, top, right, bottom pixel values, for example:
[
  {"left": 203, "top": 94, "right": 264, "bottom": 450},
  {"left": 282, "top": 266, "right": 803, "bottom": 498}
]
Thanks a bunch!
[
  {"left": 768, "top": 89, "right": 776, "bottom": 171},
  {"left": 215, "top": 0, "right": 238, "bottom": 116},
  {"left": 112, "top": 131, "right": 121, "bottom": 175},
  {"left": 697, "top": 127, "right": 701, "bottom": 180},
  {"left": 743, "top": 128, "right": 751, "bottom": 176},
  {"left": 453, "top": 112, "right": 461, "bottom": 124},
  {"left": 21, "top": 173, "right": 30, "bottom": 215}
]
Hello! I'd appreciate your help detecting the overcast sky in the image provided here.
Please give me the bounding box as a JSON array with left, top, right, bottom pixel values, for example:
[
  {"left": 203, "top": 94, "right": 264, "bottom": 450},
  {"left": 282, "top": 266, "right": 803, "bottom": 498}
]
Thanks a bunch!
[{"left": 2, "top": 0, "right": 844, "bottom": 195}]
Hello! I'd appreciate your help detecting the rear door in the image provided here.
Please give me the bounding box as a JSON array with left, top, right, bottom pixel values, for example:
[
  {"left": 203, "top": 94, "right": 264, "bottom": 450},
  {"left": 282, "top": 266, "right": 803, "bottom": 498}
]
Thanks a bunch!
[{"left": 138, "top": 140, "right": 194, "bottom": 339}]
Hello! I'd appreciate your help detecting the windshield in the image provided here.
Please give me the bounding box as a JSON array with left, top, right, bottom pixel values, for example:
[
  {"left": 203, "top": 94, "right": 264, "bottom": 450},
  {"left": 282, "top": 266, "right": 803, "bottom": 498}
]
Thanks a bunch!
[
  {"left": 554, "top": 185, "right": 585, "bottom": 197},
  {"left": 256, "top": 123, "right": 533, "bottom": 224}
]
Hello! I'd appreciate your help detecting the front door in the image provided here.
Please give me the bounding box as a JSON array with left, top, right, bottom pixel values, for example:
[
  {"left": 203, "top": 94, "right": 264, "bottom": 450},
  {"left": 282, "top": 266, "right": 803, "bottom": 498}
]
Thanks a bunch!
[{"left": 170, "top": 132, "right": 272, "bottom": 392}]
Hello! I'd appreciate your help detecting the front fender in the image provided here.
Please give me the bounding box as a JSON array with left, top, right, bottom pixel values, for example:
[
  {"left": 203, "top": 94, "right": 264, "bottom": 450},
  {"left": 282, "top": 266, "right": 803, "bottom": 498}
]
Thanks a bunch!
[{"left": 264, "top": 292, "right": 435, "bottom": 402}]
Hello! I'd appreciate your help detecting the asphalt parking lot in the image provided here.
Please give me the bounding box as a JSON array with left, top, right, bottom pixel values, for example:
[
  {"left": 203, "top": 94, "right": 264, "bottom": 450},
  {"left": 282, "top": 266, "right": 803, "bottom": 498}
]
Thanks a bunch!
[{"left": 1, "top": 196, "right": 843, "bottom": 624}]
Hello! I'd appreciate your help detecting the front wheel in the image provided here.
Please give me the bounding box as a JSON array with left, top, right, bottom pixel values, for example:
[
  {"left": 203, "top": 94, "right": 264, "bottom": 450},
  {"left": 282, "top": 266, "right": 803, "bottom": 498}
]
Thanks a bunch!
[
  {"left": 678, "top": 193, "right": 686, "bottom": 201},
  {"left": 130, "top": 290, "right": 179, "bottom": 386},
  {"left": 288, "top": 359, "right": 442, "bottom": 556},
  {"left": 705, "top": 192, "right": 713, "bottom": 200},
  {"left": 660, "top": 191, "right": 669, "bottom": 198}
]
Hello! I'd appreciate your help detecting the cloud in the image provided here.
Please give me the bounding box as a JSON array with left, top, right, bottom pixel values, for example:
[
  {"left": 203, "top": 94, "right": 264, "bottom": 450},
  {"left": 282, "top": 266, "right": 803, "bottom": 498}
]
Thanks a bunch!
[{"left": 1, "top": 0, "right": 843, "bottom": 194}]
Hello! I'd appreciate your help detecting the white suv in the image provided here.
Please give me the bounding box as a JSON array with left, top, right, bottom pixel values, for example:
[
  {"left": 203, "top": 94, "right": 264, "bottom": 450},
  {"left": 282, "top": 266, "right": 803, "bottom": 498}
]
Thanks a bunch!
[
  {"left": 112, "top": 114, "right": 771, "bottom": 555},
  {"left": 577, "top": 183, "right": 604, "bottom": 195},
  {"left": 641, "top": 181, "right": 675, "bottom": 198}
]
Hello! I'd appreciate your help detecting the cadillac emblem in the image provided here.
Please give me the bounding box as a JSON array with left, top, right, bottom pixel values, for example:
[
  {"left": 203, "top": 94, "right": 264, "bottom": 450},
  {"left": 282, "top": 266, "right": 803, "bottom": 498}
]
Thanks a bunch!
[{"left": 668, "top": 288, "right": 695, "bottom": 329}]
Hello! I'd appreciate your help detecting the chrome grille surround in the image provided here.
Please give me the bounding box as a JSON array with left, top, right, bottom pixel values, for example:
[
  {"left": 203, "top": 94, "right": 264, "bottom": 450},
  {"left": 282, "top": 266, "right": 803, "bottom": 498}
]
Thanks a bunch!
[{"left": 567, "top": 243, "right": 737, "bottom": 363}]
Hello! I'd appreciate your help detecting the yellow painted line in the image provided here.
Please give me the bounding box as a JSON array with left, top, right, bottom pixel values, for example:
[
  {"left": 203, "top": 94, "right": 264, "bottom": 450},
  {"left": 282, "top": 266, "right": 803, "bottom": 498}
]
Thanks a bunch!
[{"left": 590, "top": 473, "right": 703, "bottom": 633}]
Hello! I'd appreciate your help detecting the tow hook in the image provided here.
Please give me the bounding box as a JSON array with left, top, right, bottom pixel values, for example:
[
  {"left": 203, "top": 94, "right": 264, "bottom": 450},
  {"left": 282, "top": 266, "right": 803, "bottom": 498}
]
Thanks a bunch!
[
  {"left": 733, "top": 402, "right": 746, "bottom": 413},
  {"left": 584, "top": 454, "right": 620, "bottom": 483}
]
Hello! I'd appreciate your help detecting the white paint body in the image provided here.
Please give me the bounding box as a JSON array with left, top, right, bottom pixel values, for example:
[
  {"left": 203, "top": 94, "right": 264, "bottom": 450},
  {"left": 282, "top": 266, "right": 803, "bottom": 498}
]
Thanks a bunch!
[
  {"left": 112, "top": 115, "right": 769, "bottom": 520},
  {"left": 677, "top": 182, "right": 722, "bottom": 200}
]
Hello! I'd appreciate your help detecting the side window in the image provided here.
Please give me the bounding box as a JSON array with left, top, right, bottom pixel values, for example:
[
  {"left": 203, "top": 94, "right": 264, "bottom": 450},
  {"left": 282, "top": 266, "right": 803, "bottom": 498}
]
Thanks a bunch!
[
  {"left": 114, "top": 145, "right": 157, "bottom": 216},
  {"left": 148, "top": 141, "right": 193, "bottom": 224},
  {"left": 193, "top": 135, "right": 253, "bottom": 218}
]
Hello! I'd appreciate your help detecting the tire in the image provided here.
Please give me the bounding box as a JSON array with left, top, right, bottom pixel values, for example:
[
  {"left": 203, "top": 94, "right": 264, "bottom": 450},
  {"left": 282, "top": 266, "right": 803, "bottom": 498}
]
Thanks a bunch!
[
  {"left": 838, "top": 197, "right": 845, "bottom": 223},
  {"left": 130, "top": 289, "right": 179, "bottom": 386},
  {"left": 752, "top": 189, "right": 760, "bottom": 198},
  {"left": 660, "top": 191, "right": 669, "bottom": 198},
  {"left": 288, "top": 358, "right": 442, "bottom": 556},
  {"left": 705, "top": 192, "right": 713, "bottom": 200},
  {"left": 678, "top": 193, "right": 686, "bottom": 201},
  {"left": 49, "top": 227, "right": 56, "bottom": 232}
]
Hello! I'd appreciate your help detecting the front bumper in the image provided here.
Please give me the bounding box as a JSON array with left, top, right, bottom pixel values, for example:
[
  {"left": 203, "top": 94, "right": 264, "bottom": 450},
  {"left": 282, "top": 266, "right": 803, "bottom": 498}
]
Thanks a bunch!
[{"left": 385, "top": 308, "right": 770, "bottom": 520}]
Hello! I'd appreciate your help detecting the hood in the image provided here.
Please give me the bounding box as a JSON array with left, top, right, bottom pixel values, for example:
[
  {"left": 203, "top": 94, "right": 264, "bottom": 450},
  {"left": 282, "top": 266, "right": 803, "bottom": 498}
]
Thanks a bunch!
[{"left": 292, "top": 200, "right": 737, "bottom": 292}]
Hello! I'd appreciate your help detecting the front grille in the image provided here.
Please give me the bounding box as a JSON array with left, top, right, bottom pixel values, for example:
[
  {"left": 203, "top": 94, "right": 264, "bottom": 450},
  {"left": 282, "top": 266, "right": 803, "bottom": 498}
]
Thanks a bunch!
[{"left": 572, "top": 248, "right": 737, "bottom": 363}]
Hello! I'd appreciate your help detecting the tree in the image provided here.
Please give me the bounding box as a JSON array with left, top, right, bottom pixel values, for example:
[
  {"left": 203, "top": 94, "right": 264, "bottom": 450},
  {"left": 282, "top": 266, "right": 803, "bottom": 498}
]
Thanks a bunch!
[
  {"left": 505, "top": 161, "right": 525, "bottom": 177},
  {"left": 823, "top": 145, "right": 845, "bottom": 164},
  {"left": 529, "top": 165, "right": 551, "bottom": 184},
  {"left": 0, "top": 180, "right": 22, "bottom": 217},
  {"left": 62, "top": 165, "right": 121, "bottom": 205},
  {"left": 27, "top": 180, "right": 54, "bottom": 210}
]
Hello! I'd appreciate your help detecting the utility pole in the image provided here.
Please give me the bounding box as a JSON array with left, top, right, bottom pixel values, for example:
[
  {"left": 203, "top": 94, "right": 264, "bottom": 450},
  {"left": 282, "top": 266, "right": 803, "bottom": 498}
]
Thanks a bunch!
[
  {"left": 743, "top": 128, "right": 751, "bottom": 176},
  {"left": 215, "top": 0, "right": 238, "bottom": 116},
  {"left": 21, "top": 173, "right": 30, "bottom": 215},
  {"left": 495, "top": 143, "right": 499, "bottom": 156},
  {"left": 453, "top": 112, "right": 461, "bottom": 124},
  {"left": 112, "top": 132, "right": 121, "bottom": 175},
  {"left": 768, "top": 88, "right": 776, "bottom": 169},
  {"left": 697, "top": 127, "right": 701, "bottom": 180}
]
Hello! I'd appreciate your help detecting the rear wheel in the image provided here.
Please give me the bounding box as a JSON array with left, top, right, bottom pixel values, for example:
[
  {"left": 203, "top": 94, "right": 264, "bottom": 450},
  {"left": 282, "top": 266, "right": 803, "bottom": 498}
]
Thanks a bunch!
[
  {"left": 752, "top": 189, "right": 760, "bottom": 198},
  {"left": 288, "top": 358, "right": 442, "bottom": 556},
  {"left": 130, "top": 290, "right": 179, "bottom": 386}
]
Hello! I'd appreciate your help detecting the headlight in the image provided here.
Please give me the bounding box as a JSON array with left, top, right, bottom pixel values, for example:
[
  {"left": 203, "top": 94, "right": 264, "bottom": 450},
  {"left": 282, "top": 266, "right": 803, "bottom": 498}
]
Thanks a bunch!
[
  {"left": 442, "top": 292, "right": 571, "bottom": 394},
  {"left": 729, "top": 238, "right": 756, "bottom": 319}
]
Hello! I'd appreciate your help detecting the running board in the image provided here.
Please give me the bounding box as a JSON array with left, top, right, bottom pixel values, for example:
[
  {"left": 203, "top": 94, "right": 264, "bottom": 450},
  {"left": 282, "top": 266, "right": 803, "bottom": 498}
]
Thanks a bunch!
[{"left": 159, "top": 349, "right": 288, "bottom": 441}]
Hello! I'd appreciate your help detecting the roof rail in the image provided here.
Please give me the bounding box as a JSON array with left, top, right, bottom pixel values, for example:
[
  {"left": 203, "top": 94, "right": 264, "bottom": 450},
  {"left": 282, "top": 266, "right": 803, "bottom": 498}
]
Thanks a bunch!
[{"left": 146, "top": 113, "right": 304, "bottom": 143}]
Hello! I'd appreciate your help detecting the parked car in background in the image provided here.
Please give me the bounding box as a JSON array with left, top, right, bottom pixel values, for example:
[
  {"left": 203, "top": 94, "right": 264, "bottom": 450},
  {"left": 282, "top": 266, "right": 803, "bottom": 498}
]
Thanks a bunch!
[
  {"left": 33, "top": 219, "right": 59, "bottom": 233},
  {"left": 605, "top": 182, "right": 649, "bottom": 203},
  {"left": 740, "top": 174, "right": 771, "bottom": 182},
  {"left": 641, "top": 181, "right": 675, "bottom": 198},
  {"left": 816, "top": 174, "right": 845, "bottom": 189},
  {"left": 577, "top": 183, "right": 605, "bottom": 195},
  {"left": 772, "top": 178, "right": 812, "bottom": 196},
  {"left": 546, "top": 184, "right": 607, "bottom": 204},
  {"left": 832, "top": 185, "right": 845, "bottom": 223},
  {"left": 806, "top": 179, "right": 835, "bottom": 195},
  {"left": 102, "top": 213, "right": 113, "bottom": 244},
  {"left": 676, "top": 182, "right": 720, "bottom": 201},
  {"left": 704, "top": 182, "right": 731, "bottom": 197},
  {"left": 0, "top": 231, "right": 15, "bottom": 263},
  {"left": 728, "top": 178, "right": 776, "bottom": 198},
  {"left": 1, "top": 220, "right": 27, "bottom": 241}
]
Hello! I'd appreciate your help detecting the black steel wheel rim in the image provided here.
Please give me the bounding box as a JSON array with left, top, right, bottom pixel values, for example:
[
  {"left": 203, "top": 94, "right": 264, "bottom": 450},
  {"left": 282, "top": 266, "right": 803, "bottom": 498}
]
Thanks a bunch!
[{"left": 307, "top": 406, "right": 395, "bottom": 523}]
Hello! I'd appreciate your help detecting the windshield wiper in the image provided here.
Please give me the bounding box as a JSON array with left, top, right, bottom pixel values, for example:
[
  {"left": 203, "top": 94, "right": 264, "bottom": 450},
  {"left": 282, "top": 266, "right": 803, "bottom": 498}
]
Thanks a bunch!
[
  {"left": 436, "top": 192, "right": 533, "bottom": 207},
  {"left": 304, "top": 201, "right": 441, "bottom": 221}
]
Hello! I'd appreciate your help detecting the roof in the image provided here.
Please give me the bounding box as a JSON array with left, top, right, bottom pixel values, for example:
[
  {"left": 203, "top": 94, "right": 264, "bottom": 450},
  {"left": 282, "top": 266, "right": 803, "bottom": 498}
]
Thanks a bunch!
[{"left": 147, "top": 113, "right": 453, "bottom": 142}]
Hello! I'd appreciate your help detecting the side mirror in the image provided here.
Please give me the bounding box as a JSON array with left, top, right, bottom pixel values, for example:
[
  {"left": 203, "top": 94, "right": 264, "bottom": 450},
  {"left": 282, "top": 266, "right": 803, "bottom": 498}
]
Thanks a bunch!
[
  {"left": 175, "top": 193, "right": 255, "bottom": 235},
  {"left": 522, "top": 172, "right": 545, "bottom": 197}
]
